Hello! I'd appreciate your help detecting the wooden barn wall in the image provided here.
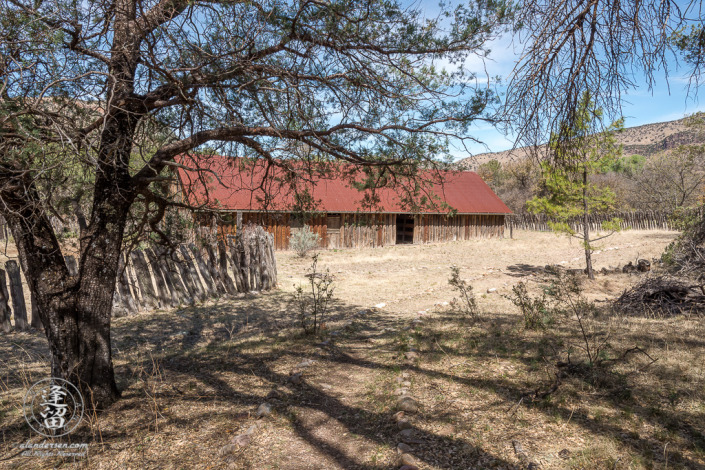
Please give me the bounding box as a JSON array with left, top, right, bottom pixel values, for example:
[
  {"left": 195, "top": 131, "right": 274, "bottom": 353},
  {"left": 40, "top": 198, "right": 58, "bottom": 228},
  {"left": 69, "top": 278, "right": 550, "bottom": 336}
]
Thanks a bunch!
[
  {"left": 309, "top": 216, "right": 328, "bottom": 247},
  {"left": 290, "top": 215, "right": 327, "bottom": 248},
  {"left": 414, "top": 214, "right": 505, "bottom": 243},
  {"left": 336, "top": 213, "right": 395, "bottom": 249},
  {"left": 206, "top": 212, "right": 504, "bottom": 250}
]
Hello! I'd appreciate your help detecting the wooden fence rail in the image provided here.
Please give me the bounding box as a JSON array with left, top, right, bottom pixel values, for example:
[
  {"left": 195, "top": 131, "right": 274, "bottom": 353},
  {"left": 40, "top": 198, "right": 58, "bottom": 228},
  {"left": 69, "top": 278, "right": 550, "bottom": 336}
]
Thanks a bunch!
[
  {"left": 506, "top": 209, "right": 704, "bottom": 233},
  {"left": 0, "top": 225, "right": 276, "bottom": 331}
]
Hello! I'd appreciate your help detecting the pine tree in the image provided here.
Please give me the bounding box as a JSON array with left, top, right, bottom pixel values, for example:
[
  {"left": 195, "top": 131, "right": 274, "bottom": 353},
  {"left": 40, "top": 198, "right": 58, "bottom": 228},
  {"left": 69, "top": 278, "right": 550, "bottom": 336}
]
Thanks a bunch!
[{"left": 528, "top": 93, "right": 623, "bottom": 279}]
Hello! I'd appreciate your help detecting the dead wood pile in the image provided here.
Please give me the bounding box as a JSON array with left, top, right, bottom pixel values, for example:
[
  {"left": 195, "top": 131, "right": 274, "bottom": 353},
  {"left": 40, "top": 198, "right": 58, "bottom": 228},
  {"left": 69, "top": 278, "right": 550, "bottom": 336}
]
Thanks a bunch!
[{"left": 614, "top": 275, "right": 705, "bottom": 316}]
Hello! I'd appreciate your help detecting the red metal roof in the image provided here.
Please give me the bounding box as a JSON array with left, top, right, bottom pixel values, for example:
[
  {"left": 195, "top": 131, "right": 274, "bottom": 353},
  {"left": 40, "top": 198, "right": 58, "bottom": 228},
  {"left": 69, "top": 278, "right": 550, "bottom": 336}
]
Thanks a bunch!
[{"left": 176, "top": 156, "right": 511, "bottom": 215}]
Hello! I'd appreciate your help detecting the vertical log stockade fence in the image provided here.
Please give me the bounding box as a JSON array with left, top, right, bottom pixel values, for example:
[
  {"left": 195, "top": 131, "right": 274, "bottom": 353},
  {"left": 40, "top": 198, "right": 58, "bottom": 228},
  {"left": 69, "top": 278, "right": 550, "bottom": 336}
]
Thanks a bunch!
[
  {"left": 0, "top": 225, "right": 277, "bottom": 332},
  {"left": 505, "top": 209, "right": 704, "bottom": 234}
]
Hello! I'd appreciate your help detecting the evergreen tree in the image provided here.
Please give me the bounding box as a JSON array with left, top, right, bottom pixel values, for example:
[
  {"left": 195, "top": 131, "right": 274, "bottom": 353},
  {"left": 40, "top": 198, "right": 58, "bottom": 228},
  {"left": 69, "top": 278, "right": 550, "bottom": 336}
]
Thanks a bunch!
[{"left": 528, "top": 93, "right": 623, "bottom": 279}]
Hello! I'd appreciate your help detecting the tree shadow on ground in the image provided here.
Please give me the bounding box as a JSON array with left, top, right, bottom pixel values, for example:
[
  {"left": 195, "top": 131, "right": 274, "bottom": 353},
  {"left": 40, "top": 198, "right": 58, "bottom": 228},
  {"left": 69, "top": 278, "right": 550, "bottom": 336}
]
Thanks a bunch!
[
  {"left": 0, "top": 292, "right": 521, "bottom": 469},
  {"left": 2, "top": 291, "right": 703, "bottom": 469},
  {"left": 132, "top": 298, "right": 703, "bottom": 468},
  {"left": 400, "top": 310, "right": 705, "bottom": 469},
  {"left": 125, "top": 298, "right": 520, "bottom": 469},
  {"left": 505, "top": 264, "right": 546, "bottom": 277}
]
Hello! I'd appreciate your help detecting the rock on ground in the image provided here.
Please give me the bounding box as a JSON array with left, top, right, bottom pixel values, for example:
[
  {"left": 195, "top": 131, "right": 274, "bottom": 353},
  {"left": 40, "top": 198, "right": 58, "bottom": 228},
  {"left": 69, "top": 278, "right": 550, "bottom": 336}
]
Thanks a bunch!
[
  {"left": 397, "top": 442, "right": 413, "bottom": 453},
  {"left": 397, "top": 396, "right": 419, "bottom": 413},
  {"left": 256, "top": 402, "right": 272, "bottom": 418},
  {"left": 232, "top": 434, "right": 251, "bottom": 447}
]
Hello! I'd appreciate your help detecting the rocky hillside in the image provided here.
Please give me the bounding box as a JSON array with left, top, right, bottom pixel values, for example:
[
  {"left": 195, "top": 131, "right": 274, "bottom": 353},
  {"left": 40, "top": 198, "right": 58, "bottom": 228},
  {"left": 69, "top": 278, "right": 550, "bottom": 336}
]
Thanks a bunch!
[{"left": 460, "top": 116, "right": 703, "bottom": 170}]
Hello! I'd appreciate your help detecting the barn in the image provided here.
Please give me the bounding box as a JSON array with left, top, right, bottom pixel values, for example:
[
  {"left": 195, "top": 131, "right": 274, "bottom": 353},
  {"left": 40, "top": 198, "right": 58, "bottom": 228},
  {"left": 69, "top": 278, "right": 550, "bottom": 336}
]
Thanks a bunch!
[{"left": 177, "top": 156, "right": 511, "bottom": 250}]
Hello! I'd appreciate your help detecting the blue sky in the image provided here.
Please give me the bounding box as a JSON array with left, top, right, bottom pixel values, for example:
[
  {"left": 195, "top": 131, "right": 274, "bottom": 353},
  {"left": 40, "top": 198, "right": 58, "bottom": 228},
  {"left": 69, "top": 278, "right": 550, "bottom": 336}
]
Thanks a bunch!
[
  {"left": 427, "top": 5, "right": 705, "bottom": 161},
  {"left": 457, "top": 36, "right": 705, "bottom": 159}
]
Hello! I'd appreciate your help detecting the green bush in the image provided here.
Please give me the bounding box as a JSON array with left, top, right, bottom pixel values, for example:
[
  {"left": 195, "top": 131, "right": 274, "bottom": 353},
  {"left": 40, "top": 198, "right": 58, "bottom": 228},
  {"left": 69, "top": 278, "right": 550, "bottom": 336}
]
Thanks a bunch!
[
  {"left": 509, "top": 272, "right": 608, "bottom": 367},
  {"left": 663, "top": 211, "right": 705, "bottom": 279},
  {"left": 507, "top": 281, "right": 552, "bottom": 330}
]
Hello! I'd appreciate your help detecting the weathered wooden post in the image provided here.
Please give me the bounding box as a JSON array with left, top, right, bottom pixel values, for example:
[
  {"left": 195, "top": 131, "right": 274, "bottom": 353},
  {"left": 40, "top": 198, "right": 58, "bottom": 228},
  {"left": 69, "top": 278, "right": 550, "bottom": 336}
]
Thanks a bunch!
[
  {"left": 204, "top": 244, "right": 227, "bottom": 295},
  {"left": 258, "top": 229, "right": 269, "bottom": 290},
  {"left": 509, "top": 217, "right": 513, "bottom": 239},
  {"left": 189, "top": 243, "right": 217, "bottom": 296},
  {"left": 227, "top": 237, "right": 246, "bottom": 292},
  {"left": 255, "top": 228, "right": 277, "bottom": 290},
  {"left": 234, "top": 231, "right": 251, "bottom": 292},
  {"left": 145, "top": 248, "right": 179, "bottom": 308},
  {"left": 179, "top": 244, "right": 207, "bottom": 301},
  {"left": 0, "top": 268, "right": 12, "bottom": 332},
  {"left": 6, "top": 260, "right": 28, "bottom": 330},
  {"left": 264, "top": 230, "right": 277, "bottom": 288},
  {"left": 248, "top": 230, "right": 260, "bottom": 291},
  {"left": 217, "top": 241, "right": 237, "bottom": 295},
  {"left": 130, "top": 251, "right": 161, "bottom": 310},
  {"left": 158, "top": 247, "right": 192, "bottom": 305},
  {"left": 167, "top": 247, "right": 196, "bottom": 303},
  {"left": 124, "top": 259, "right": 145, "bottom": 312},
  {"left": 116, "top": 259, "right": 139, "bottom": 315}
]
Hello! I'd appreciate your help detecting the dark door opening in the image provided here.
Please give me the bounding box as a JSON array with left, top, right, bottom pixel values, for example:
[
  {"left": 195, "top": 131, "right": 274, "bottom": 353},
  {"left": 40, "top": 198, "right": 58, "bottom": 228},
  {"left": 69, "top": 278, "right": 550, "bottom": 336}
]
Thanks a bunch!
[{"left": 396, "top": 215, "right": 415, "bottom": 244}]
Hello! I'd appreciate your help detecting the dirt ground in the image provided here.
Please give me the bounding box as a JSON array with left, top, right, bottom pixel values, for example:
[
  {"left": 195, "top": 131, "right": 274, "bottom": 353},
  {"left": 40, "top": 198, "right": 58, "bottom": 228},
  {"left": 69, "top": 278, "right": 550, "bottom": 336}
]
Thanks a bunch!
[
  {"left": 279, "top": 229, "right": 678, "bottom": 312},
  {"left": 2, "top": 229, "right": 704, "bottom": 470}
]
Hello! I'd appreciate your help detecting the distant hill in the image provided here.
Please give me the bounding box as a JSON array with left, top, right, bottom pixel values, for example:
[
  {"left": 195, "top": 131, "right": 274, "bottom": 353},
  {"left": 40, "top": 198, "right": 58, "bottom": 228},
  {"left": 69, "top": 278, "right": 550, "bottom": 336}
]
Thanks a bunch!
[{"left": 459, "top": 117, "right": 703, "bottom": 170}]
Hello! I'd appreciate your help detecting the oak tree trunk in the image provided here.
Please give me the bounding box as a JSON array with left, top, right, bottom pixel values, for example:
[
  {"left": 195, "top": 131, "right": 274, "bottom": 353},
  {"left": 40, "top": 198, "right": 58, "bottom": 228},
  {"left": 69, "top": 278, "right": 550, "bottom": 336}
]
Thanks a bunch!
[
  {"left": 1, "top": 105, "right": 138, "bottom": 408},
  {"left": 4, "top": 207, "right": 123, "bottom": 408}
]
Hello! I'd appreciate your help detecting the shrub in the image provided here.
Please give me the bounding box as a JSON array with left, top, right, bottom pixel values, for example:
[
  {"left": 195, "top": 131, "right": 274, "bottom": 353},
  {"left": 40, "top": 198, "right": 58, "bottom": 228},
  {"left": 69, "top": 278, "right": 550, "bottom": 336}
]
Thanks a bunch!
[
  {"left": 290, "top": 225, "right": 322, "bottom": 258},
  {"left": 507, "top": 281, "right": 552, "bottom": 330},
  {"left": 509, "top": 273, "right": 609, "bottom": 366},
  {"left": 448, "top": 265, "right": 478, "bottom": 317},
  {"left": 510, "top": 272, "right": 652, "bottom": 399},
  {"left": 292, "top": 254, "right": 335, "bottom": 335},
  {"left": 545, "top": 272, "right": 609, "bottom": 367}
]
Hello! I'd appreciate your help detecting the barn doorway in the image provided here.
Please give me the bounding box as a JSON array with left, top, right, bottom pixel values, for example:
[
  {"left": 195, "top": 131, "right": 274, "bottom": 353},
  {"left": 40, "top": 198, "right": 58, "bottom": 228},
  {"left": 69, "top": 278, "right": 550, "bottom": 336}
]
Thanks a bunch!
[
  {"left": 396, "top": 215, "right": 415, "bottom": 244},
  {"left": 326, "top": 214, "right": 341, "bottom": 248}
]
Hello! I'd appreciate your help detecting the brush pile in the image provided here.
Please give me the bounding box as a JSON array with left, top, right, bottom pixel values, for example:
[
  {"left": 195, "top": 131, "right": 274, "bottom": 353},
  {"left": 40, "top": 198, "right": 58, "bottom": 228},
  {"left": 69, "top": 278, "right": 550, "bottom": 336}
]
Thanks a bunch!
[{"left": 614, "top": 275, "right": 705, "bottom": 316}]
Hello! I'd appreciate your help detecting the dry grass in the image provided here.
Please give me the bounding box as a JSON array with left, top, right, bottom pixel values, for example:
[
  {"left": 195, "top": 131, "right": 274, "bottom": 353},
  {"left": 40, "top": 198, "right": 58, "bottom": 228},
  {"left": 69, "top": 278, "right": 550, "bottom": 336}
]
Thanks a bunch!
[
  {"left": 2, "top": 230, "right": 704, "bottom": 469},
  {"left": 279, "top": 229, "right": 677, "bottom": 312}
]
